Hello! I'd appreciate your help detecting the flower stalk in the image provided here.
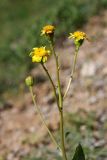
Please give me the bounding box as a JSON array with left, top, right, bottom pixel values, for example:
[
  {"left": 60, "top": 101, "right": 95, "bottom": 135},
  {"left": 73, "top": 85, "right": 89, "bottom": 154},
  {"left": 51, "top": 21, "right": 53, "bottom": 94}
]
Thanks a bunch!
[
  {"left": 63, "top": 46, "right": 79, "bottom": 99},
  {"left": 29, "top": 86, "right": 61, "bottom": 152},
  {"left": 49, "top": 39, "right": 68, "bottom": 160},
  {"left": 41, "top": 62, "right": 59, "bottom": 110}
]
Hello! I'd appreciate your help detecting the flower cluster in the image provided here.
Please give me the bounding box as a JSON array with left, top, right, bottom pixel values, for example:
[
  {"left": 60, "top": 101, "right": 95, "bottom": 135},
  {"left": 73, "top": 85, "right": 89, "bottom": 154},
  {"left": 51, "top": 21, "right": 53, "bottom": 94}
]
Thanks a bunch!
[
  {"left": 29, "top": 26, "right": 88, "bottom": 63},
  {"left": 30, "top": 46, "right": 50, "bottom": 63}
]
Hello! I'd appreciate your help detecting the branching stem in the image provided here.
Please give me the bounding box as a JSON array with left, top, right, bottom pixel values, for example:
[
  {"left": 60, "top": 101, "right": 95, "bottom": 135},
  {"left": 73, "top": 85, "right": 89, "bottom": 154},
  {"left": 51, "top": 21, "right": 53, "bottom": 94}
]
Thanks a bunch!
[
  {"left": 41, "top": 63, "right": 59, "bottom": 111},
  {"left": 49, "top": 40, "right": 68, "bottom": 160}
]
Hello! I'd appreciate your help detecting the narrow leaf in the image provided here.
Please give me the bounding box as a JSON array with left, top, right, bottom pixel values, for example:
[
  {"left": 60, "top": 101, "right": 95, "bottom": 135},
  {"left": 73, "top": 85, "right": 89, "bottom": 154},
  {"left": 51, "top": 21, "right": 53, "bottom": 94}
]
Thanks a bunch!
[{"left": 72, "top": 144, "right": 85, "bottom": 160}]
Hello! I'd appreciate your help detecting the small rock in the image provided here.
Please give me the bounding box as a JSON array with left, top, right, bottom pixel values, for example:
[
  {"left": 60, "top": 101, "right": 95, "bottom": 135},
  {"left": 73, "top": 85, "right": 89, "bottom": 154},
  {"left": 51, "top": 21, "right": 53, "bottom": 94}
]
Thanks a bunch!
[
  {"left": 102, "top": 67, "right": 107, "bottom": 76},
  {"left": 88, "top": 96, "right": 98, "bottom": 105},
  {"left": 81, "top": 61, "right": 97, "bottom": 77},
  {"left": 29, "top": 126, "right": 36, "bottom": 133},
  {"left": 94, "top": 140, "right": 106, "bottom": 148},
  {"left": 100, "top": 114, "right": 107, "bottom": 123},
  {"left": 97, "top": 90, "right": 105, "bottom": 100},
  {"left": 7, "top": 153, "right": 14, "bottom": 160},
  {"left": 93, "top": 131, "right": 101, "bottom": 140}
]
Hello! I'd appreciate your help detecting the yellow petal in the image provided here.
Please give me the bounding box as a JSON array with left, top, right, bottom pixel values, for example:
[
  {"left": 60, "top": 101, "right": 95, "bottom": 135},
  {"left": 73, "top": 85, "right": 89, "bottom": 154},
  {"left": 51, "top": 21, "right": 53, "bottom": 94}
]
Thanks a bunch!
[
  {"left": 42, "top": 56, "right": 48, "bottom": 63},
  {"left": 32, "top": 56, "right": 42, "bottom": 63}
]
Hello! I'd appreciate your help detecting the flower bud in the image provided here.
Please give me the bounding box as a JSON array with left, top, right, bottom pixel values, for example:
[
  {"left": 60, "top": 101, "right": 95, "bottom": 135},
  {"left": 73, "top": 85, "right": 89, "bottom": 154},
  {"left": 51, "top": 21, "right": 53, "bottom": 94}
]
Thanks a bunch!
[{"left": 25, "top": 76, "right": 33, "bottom": 87}]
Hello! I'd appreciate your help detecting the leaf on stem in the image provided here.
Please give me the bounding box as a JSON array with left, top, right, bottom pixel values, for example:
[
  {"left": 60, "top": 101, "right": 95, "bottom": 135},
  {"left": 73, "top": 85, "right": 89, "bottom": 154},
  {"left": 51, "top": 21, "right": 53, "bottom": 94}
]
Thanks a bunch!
[{"left": 72, "top": 144, "right": 85, "bottom": 160}]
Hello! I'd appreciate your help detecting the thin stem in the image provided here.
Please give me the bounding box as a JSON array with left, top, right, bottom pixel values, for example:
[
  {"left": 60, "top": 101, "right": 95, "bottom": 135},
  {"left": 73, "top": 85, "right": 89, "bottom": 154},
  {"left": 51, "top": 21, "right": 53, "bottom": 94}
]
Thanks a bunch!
[
  {"left": 49, "top": 41, "right": 62, "bottom": 109},
  {"left": 60, "top": 109, "right": 67, "bottom": 160},
  {"left": 29, "top": 86, "right": 61, "bottom": 152},
  {"left": 41, "top": 63, "right": 59, "bottom": 111},
  {"left": 49, "top": 40, "right": 68, "bottom": 160},
  {"left": 63, "top": 47, "right": 79, "bottom": 99}
]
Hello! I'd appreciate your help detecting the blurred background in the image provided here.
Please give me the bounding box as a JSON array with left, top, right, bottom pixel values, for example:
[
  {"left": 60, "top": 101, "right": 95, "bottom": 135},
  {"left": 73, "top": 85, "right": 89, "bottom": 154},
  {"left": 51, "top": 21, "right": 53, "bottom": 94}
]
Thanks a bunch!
[{"left": 0, "top": 0, "right": 107, "bottom": 160}]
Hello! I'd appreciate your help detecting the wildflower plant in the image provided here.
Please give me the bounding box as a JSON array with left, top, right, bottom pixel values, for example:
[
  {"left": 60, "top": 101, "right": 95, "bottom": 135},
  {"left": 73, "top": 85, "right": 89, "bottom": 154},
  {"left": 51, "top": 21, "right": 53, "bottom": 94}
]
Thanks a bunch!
[{"left": 25, "top": 25, "right": 88, "bottom": 160}]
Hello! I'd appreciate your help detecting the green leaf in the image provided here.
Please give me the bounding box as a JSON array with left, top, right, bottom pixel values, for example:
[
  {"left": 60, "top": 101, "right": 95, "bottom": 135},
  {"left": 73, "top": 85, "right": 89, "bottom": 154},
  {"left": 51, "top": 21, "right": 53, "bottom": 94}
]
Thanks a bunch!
[{"left": 72, "top": 144, "right": 85, "bottom": 160}]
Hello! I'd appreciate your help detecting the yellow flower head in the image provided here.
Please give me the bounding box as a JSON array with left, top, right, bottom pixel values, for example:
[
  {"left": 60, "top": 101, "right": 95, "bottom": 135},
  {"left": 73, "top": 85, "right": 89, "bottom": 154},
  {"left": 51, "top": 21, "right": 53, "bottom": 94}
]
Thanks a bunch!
[
  {"left": 69, "top": 31, "right": 87, "bottom": 41},
  {"left": 30, "top": 46, "right": 50, "bottom": 63},
  {"left": 41, "top": 25, "right": 55, "bottom": 36},
  {"left": 69, "top": 31, "right": 88, "bottom": 48}
]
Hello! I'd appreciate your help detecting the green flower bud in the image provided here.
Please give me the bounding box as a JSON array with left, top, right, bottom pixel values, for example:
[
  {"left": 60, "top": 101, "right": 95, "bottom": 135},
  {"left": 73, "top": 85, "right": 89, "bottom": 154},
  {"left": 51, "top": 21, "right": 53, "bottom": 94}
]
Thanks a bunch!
[{"left": 25, "top": 76, "right": 33, "bottom": 86}]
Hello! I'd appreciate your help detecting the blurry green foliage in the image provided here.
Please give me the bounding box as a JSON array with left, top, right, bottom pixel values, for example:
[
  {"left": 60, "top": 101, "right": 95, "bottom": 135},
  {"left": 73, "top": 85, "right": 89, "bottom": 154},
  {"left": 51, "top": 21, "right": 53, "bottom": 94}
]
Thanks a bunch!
[{"left": 0, "top": 0, "right": 107, "bottom": 93}]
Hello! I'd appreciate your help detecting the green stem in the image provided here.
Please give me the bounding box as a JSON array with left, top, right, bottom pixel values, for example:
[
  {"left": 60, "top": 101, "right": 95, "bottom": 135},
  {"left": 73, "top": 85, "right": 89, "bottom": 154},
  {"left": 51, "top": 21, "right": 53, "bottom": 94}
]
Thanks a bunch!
[
  {"left": 50, "top": 40, "right": 67, "bottom": 160},
  {"left": 41, "top": 63, "right": 59, "bottom": 111},
  {"left": 63, "top": 47, "right": 79, "bottom": 99},
  {"left": 60, "top": 109, "right": 67, "bottom": 160},
  {"left": 49, "top": 41, "right": 62, "bottom": 109},
  {"left": 29, "top": 86, "right": 61, "bottom": 152}
]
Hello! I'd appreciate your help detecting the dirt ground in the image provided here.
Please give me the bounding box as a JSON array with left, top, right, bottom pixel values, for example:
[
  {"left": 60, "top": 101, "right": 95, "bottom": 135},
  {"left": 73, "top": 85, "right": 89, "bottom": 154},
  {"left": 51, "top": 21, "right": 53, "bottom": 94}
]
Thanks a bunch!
[{"left": 0, "top": 11, "right": 107, "bottom": 160}]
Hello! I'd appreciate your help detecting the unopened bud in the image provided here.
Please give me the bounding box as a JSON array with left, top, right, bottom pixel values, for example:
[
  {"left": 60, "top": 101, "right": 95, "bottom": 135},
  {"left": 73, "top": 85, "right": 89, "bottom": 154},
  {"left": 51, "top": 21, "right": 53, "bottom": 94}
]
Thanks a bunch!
[{"left": 25, "top": 76, "right": 33, "bottom": 86}]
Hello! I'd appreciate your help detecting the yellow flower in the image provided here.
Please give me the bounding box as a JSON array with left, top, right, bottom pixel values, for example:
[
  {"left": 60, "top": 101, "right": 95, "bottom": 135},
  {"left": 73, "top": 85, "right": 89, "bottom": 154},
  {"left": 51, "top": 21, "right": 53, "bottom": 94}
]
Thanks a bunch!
[
  {"left": 30, "top": 46, "right": 50, "bottom": 63},
  {"left": 41, "top": 25, "right": 55, "bottom": 36},
  {"left": 69, "top": 31, "right": 88, "bottom": 48}
]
